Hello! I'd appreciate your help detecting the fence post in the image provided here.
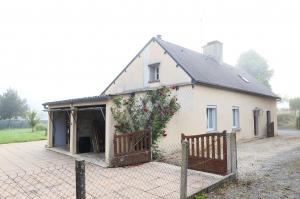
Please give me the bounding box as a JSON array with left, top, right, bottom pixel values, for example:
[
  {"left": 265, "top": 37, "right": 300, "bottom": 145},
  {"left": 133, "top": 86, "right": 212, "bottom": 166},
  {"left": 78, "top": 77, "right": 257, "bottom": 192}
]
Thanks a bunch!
[
  {"left": 75, "top": 159, "right": 86, "bottom": 199},
  {"left": 180, "top": 140, "right": 188, "bottom": 199},
  {"left": 227, "top": 132, "right": 237, "bottom": 179}
]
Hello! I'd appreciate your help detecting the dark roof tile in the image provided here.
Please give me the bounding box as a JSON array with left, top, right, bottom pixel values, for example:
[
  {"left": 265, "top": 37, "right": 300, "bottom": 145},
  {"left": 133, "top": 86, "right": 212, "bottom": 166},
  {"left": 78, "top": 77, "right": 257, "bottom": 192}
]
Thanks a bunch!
[{"left": 155, "top": 38, "right": 279, "bottom": 99}]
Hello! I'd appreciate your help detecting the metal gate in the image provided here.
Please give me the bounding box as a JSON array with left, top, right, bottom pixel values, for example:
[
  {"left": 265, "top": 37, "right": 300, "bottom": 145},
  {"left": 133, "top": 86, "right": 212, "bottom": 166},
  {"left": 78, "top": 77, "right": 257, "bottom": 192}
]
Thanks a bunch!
[
  {"left": 181, "top": 132, "right": 227, "bottom": 175},
  {"left": 267, "top": 121, "right": 274, "bottom": 138},
  {"left": 113, "top": 129, "right": 151, "bottom": 167}
]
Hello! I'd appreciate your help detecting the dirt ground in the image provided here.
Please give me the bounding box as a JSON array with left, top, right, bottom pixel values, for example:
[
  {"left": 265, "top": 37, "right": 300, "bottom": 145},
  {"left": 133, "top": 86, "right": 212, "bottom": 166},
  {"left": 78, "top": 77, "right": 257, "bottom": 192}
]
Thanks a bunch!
[{"left": 208, "top": 135, "right": 300, "bottom": 199}]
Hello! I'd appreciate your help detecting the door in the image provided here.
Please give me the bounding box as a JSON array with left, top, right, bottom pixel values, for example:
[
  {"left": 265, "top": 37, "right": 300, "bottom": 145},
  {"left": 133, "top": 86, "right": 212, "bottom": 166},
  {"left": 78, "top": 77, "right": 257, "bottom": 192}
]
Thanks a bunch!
[
  {"left": 253, "top": 110, "right": 259, "bottom": 136},
  {"left": 266, "top": 111, "right": 271, "bottom": 124},
  {"left": 53, "top": 112, "right": 67, "bottom": 147}
]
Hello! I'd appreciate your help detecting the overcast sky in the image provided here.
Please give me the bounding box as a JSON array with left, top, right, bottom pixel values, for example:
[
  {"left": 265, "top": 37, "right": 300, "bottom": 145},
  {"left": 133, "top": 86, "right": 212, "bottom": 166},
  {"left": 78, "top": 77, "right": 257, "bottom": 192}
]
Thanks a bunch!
[{"left": 1, "top": 0, "right": 299, "bottom": 116}]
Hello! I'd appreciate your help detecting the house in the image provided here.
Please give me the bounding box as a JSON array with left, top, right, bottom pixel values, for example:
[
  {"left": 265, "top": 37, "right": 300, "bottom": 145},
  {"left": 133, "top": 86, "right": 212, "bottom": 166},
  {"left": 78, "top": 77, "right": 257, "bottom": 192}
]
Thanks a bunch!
[{"left": 43, "top": 36, "right": 279, "bottom": 166}]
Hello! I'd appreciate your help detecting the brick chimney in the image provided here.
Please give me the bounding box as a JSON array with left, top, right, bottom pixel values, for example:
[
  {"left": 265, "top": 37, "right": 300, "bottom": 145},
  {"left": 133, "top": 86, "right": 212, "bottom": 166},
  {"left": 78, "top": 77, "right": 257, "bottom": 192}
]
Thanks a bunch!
[{"left": 203, "top": 40, "right": 223, "bottom": 65}]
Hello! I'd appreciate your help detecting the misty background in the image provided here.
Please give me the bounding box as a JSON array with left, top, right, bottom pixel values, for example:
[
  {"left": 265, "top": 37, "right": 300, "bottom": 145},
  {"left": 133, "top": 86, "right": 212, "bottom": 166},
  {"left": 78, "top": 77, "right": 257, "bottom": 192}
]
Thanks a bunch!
[{"left": 1, "top": 0, "right": 299, "bottom": 119}]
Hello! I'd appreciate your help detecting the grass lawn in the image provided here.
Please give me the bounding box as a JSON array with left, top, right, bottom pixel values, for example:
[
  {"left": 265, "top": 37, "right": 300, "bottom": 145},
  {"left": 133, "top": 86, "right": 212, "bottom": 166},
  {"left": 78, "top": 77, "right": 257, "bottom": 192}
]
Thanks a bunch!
[{"left": 0, "top": 128, "right": 47, "bottom": 144}]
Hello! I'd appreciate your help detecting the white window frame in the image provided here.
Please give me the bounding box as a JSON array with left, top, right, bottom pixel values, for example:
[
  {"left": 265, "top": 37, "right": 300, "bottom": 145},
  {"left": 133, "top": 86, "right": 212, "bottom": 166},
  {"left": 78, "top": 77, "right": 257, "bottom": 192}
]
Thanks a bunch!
[
  {"left": 207, "top": 105, "right": 217, "bottom": 132},
  {"left": 155, "top": 66, "right": 159, "bottom": 80},
  {"left": 148, "top": 63, "right": 160, "bottom": 82},
  {"left": 232, "top": 106, "right": 239, "bottom": 129}
]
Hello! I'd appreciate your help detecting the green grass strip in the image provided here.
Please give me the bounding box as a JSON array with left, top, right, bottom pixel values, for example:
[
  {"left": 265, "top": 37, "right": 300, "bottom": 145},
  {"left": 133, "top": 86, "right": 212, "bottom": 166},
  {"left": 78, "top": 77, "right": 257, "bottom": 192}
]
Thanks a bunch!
[{"left": 0, "top": 128, "right": 47, "bottom": 144}]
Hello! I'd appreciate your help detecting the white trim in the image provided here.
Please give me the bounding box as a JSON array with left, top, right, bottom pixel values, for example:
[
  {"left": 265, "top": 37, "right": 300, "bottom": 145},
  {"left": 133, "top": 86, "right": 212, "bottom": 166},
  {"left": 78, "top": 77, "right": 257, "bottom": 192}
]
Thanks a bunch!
[
  {"left": 207, "top": 106, "right": 217, "bottom": 131},
  {"left": 232, "top": 106, "right": 239, "bottom": 128},
  {"left": 155, "top": 66, "right": 159, "bottom": 80},
  {"left": 207, "top": 105, "right": 216, "bottom": 109}
]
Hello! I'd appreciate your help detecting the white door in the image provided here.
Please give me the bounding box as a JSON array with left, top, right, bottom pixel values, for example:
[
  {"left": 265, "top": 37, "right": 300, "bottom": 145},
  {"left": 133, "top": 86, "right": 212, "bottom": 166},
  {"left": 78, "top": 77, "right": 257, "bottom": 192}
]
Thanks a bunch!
[{"left": 53, "top": 112, "right": 67, "bottom": 147}]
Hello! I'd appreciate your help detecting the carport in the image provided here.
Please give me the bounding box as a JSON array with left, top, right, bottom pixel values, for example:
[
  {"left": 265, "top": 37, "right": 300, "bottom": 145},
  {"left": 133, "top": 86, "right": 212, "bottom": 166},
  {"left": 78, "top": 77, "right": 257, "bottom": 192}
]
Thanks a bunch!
[
  {"left": 42, "top": 95, "right": 113, "bottom": 158},
  {"left": 44, "top": 106, "right": 106, "bottom": 154}
]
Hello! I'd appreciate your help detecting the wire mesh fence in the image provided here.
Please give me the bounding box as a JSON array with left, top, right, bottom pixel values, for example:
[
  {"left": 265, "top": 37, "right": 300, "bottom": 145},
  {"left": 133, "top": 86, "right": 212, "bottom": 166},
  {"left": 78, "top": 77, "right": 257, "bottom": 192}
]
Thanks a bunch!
[
  {"left": 78, "top": 139, "right": 233, "bottom": 199},
  {"left": 0, "top": 133, "right": 238, "bottom": 199},
  {"left": 83, "top": 143, "right": 184, "bottom": 198},
  {"left": 0, "top": 163, "right": 75, "bottom": 199},
  {"left": 0, "top": 120, "right": 48, "bottom": 129}
]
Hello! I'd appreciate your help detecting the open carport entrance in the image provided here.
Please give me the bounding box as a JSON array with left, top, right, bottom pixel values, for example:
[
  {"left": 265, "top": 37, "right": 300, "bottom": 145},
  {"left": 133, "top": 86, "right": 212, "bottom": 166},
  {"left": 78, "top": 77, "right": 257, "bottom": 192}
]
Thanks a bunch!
[
  {"left": 46, "top": 105, "right": 106, "bottom": 154},
  {"left": 76, "top": 106, "right": 106, "bottom": 154}
]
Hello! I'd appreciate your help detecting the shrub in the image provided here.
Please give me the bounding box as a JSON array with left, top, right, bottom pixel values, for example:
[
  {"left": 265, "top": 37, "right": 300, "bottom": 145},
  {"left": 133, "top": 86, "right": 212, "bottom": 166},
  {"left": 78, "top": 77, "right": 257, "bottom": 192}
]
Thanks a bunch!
[
  {"left": 296, "top": 117, "right": 300, "bottom": 129},
  {"left": 35, "top": 123, "right": 47, "bottom": 131},
  {"left": 277, "top": 111, "right": 295, "bottom": 127}
]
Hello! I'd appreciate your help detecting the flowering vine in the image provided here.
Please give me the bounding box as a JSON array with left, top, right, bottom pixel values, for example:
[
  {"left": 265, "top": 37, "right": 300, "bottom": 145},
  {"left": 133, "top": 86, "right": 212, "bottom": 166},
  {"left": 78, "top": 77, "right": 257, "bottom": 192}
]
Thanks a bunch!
[{"left": 110, "top": 85, "right": 180, "bottom": 147}]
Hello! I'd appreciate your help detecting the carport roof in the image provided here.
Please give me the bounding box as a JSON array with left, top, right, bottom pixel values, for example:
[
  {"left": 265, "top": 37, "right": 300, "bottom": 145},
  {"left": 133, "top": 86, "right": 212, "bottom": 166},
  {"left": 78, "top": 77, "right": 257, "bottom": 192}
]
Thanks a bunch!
[{"left": 42, "top": 95, "right": 111, "bottom": 106}]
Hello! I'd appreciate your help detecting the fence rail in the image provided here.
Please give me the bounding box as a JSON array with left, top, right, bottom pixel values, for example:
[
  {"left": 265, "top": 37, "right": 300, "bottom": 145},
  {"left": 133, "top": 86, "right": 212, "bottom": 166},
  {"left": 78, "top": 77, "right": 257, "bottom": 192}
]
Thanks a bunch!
[
  {"left": 114, "top": 129, "right": 152, "bottom": 167},
  {"left": 181, "top": 131, "right": 227, "bottom": 175}
]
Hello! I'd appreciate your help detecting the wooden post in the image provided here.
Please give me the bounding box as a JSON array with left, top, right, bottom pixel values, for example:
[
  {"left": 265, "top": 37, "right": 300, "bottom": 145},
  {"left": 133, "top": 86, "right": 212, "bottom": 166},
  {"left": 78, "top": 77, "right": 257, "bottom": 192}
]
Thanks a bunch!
[
  {"left": 180, "top": 140, "right": 188, "bottom": 199},
  {"left": 76, "top": 159, "right": 86, "bottom": 199}
]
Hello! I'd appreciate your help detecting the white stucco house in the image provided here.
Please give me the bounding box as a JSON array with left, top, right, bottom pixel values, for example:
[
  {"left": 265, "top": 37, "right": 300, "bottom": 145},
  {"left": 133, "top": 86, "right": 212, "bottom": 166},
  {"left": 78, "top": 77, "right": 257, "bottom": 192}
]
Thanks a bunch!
[{"left": 43, "top": 36, "right": 279, "bottom": 165}]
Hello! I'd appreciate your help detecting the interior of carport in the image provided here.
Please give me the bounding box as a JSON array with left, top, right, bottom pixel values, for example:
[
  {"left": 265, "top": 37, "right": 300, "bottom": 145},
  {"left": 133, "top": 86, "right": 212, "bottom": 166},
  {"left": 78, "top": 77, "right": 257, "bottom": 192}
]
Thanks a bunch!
[{"left": 47, "top": 105, "right": 106, "bottom": 154}]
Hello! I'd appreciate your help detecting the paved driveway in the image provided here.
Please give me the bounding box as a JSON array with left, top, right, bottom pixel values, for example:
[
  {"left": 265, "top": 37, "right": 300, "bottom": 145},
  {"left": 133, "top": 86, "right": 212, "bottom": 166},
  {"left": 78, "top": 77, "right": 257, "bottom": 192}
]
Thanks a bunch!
[
  {"left": 0, "top": 141, "right": 74, "bottom": 176},
  {"left": 0, "top": 141, "right": 223, "bottom": 199}
]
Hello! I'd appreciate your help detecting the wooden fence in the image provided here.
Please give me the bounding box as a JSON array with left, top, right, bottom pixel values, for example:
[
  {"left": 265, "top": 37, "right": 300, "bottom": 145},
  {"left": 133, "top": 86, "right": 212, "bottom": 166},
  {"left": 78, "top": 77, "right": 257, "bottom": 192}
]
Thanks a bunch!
[
  {"left": 181, "top": 132, "right": 227, "bottom": 175},
  {"left": 114, "top": 129, "right": 151, "bottom": 167},
  {"left": 267, "top": 121, "right": 274, "bottom": 138}
]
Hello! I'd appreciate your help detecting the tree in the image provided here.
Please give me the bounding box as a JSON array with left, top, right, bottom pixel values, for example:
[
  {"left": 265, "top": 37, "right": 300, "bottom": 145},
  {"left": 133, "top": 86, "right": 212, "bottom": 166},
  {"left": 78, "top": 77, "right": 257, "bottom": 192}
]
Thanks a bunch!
[
  {"left": 22, "top": 110, "right": 41, "bottom": 132},
  {"left": 289, "top": 97, "right": 300, "bottom": 129},
  {"left": 0, "top": 88, "right": 30, "bottom": 120},
  {"left": 290, "top": 97, "right": 300, "bottom": 110},
  {"left": 276, "top": 93, "right": 289, "bottom": 104},
  {"left": 236, "top": 50, "right": 274, "bottom": 89}
]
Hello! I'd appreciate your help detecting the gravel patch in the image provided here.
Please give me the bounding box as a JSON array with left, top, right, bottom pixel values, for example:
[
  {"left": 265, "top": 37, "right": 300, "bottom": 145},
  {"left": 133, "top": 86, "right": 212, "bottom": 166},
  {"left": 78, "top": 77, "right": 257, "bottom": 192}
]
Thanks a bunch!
[{"left": 207, "top": 135, "right": 300, "bottom": 199}]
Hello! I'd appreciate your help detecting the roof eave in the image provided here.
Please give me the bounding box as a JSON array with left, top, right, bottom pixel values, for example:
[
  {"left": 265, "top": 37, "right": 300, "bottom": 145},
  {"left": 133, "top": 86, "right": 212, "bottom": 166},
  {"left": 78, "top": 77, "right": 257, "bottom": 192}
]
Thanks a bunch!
[
  {"left": 154, "top": 38, "right": 196, "bottom": 82},
  {"left": 100, "top": 37, "right": 157, "bottom": 96},
  {"left": 42, "top": 96, "right": 112, "bottom": 106}
]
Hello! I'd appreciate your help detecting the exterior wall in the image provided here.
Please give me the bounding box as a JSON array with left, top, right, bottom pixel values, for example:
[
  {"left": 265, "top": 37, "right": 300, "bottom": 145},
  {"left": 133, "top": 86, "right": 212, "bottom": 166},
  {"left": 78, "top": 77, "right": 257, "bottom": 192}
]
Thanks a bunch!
[
  {"left": 46, "top": 83, "right": 277, "bottom": 166},
  {"left": 157, "top": 84, "right": 278, "bottom": 146},
  {"left": 148, "top": 41, "right": 191, "bottom": 86},
  {"left": 105, "top": 53, "right": 145, "bottom": 94},
  {"left": 103, "top": 40, "right": 191, "bottom": 95}
]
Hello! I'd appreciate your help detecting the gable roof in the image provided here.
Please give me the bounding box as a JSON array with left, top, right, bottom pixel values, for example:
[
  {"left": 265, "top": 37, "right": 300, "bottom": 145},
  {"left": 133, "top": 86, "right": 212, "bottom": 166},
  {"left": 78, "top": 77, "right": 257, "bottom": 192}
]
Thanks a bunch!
[
  {"left": 44, "top": 37, "right": 279, "bottom": 107},
  {"left": 101, "top": 37, "right": 278, "bottom": 99},
  {"left": 154, "top": 38, "right": 279, "bottom": 99}
]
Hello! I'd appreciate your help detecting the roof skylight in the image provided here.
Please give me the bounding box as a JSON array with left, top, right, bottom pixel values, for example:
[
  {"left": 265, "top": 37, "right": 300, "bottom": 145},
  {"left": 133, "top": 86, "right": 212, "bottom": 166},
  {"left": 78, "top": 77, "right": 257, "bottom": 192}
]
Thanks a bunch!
[{"left": 238, "top": 74, "right": 250, "bottom": 83}]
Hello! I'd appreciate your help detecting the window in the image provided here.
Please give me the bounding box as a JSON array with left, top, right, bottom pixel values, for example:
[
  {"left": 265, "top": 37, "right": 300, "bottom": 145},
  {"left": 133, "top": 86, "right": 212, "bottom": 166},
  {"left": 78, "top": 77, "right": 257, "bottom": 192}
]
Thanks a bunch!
[
  {"left": 238, "top": 74, "right": 250, "bottom": 83},
  {"left": 232, "top": 107, "right": 239, "bottom": 129},
  {"left": 155, "top": 67, "right": 159, "bottom": 80},
  {"left": 207, "top": 106, "right": 216, "bottom": 131},
  {"left": 148, "top": 63, "right": 160, "bottom": 82}
]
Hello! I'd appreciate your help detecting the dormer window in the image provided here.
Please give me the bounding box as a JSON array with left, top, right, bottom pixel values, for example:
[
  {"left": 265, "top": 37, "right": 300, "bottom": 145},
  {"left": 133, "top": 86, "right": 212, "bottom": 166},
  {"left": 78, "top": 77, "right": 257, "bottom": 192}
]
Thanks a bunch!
[{"left": 149, "top": 63, "right": 160, "bottom": 82}]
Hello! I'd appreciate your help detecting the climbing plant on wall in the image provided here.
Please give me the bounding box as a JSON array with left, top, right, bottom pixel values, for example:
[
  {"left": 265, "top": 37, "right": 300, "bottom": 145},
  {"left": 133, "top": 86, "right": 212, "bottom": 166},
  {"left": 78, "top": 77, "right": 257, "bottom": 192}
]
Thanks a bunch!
[{"left": 110, "top": 85, "right": 180, "bottom": 146}]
